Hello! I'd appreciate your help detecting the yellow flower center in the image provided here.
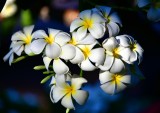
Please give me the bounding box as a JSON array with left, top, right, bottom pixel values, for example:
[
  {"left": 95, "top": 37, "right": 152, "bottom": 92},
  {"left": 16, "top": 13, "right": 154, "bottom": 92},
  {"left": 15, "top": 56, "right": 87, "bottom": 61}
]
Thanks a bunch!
[
  {"left": 112, "top": 74, "right": 122, "bottom": 85},
  {"left": 45, "top": 34, "right": 54, "bottom": 44},
  {"left": 68, "top": 37, "right": 77, "bottom": 45},
  {"left": 112, "top": 48, "right": 120, "bottom": 58},
  {"left": 64, "top": 85, "right": 76, "bottom": 95},
  {"left": 130, "top": 44, "right": 137, "bottom": 51},
  {"left": 80, "top": 45, "right": 91, "bottom": 59},
  {"left": 24, "top": 35, "right": 32, "bottom": 45},
  {"left": 83, "top": 18, "right": 93, "bottom": 28}
]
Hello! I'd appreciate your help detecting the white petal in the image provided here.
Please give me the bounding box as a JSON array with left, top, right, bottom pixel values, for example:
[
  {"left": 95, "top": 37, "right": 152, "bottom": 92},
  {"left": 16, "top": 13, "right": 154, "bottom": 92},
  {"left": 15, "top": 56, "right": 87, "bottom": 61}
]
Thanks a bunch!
[
  {"left": 9, "top": 52, "right": 14, "bottom": 66},
  {"left": 80, "top": 58, "right": 96, "bottom": 71},
  {"left": 50, "top": 86, "right": 55, "bottom": 103},
  {"left": 79, "top": 10, "right": 92, "bottom": 20},
  {"left": 99, "top": 55, "right": 114, "bottom": 71},
  {"left": 120, "top": 75, "right": 131, "bottom": 84},
  {"left": 147, "top": 7, "right": 160, "bottom": 22},
  {"left": 48, "top": 28, "right": 61, "bottom": 37},
  {"left": 88, "top": 23, "right": 105, "bottom": 39},
  {"left": 55, "top": 74, "right": 70, "bottom": 88},
  {"left": 3, "top": 49, "right": 13, "bottom": 62},
  {"left": 70, "top": 47, "right": 85, "bottom": 64},
  {"left": 71, "top": 78, "right": 87, "bottom": 90},
  {"left": 32, "top": 30, "right": 47, "bottom": 39},
  {"left": 129, "top": 51, "right": 137, "bottom": 63},
  {"left": 116, "top": 35, "right": 131, "bottom": 47},
  {"left": 60, "top": 44, "right": 76, "bottom": 60},
  {"left": 31, "top": 39, "right": 46, "bottom": 54},
  {"left": 91, "top": 12, "right": 106, "bottom": 23},
  {"left": 137, "top": 0, "right": 150, "bottom": 8},
  {"left": 70, "top": 18, "right": 84, "bottom": 32},
  {"left": 15, "top": 46, "right": 24, "bottom": 56},
  {"left": 24, "top": 44, "right": 32, "bottom": 55},
  {"left": 55, "top": 32, "right": 71, "bottom": 46},
  {"left": 102, "top": 37, "right": 118, "bottom": 51},
  {"left": 107, "top": 22, "right": 120, "bottom": 37},
  {"left": 53, "top": 87, "right": 67, "bottom": 103},
  {"left": 99, "top": 71, "right": 114, "bottom": 84},
  {"left": 100, "top": 82, "right": 115, "bottom": 95},
  {"left": 115, "top": 82, "right": 127, "bottom": 93},
  {"left": 50, "top": 76, "right": 56, "bottom": 85},
  {"left": 77, "top": 26, "right": 87, "bottom": 39},
  {"left": 119, "top": 48, "right": 132, "bottom": 62},
  {"left": 61, "top": 93, "right": 74, "bottom": 109},
  {"left": 78, "top": 34, "right": 96, "bottom": 45},
  {"left": 23, "top": 25, "right": 34, "bottom": 36},
  {"left": 89, "top": 48, "right": 105, "bottom": 65},
  {"left": 97, "top": 6, "right": 111, "bottom": 17},
  {"left": 72, "top": 90, "right": 88, "bottom": 105},
  {"left": 45, "top": 43, "right": 61, "bottom": 59},
  {"left": 110, "top": 58, "right": 125, "bottom": 73},
  {"left": 109, "top": 12, "right": 122, "bottom": 25},
  {"left": 53, "top": 59, "right": 69, "bottom": 75},
  {"left": 11, "top": 31, "right": 26, "bottom": 41},
  {"left": 43, "top": 57, "right": 52, "bottom": 70},
  {"left": 12, "top": 41, "right": 24, "bottom": 52}
]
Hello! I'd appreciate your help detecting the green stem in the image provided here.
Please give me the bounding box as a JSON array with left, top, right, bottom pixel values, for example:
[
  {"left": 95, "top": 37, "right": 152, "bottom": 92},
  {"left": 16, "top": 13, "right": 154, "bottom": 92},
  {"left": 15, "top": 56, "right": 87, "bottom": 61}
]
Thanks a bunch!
[
  {"left": 66, "top": 108, "right": 70, "bottom": 113},
  {"left": 80, "top": 69, "right": 83, "bottom": 77}
]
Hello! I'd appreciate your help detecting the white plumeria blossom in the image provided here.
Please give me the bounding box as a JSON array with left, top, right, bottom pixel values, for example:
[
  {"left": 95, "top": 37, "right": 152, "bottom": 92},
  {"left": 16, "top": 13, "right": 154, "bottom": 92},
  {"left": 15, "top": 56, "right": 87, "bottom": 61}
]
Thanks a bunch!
[
  {"left": 50, "top": 73, "right": 72, "bottom": 103},
  {"left": 99, "top": 70, "right": 131, "bottom": 95},
  {"left": 31, "top": 28, "right": 76, "bottom": 74},
  {"left": 93, "top": 6, "right": 122, "bottom": 37},
  {"left": 1, "top": 0, "right": 17, "bottom": 18},
  {"left": 69, "top": 32, "right": 96, "bottom": 64},
  {"left": 116, "top": 35, "right": 144, "bottom": 64},
  {"left": 70, "top": 9, "right": 106, "bottom": 39},
  {"left": 50, "top": 76, "right": 88, "bottom": 109},
  {"left": 78, "top": 42, "right": 105, "bottom": 71},
  {"left": 99, "top": 37, "right": 131, "bottom": 73},
  {"left": 10, "top": 25, "right": 34, "bottom": 56}
]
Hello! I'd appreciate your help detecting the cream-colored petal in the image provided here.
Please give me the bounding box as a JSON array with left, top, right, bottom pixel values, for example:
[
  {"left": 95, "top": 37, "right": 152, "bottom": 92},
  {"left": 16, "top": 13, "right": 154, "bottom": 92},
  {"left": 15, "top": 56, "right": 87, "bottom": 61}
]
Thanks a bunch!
[
  {"left": 80, "top": 58, "right": 96, "bottom": 71},
  {"left": 11, "top": 31, "right": 26, "bottom": 41},
  {"left": 99, "top": 55, "right": 114, "bottom": 71},
  {"left": 72, "top": 90, "right": 88, "bottom": 105},
  {"left": 45, "top": 43, "right": 61, "bottom": 59},
  {"left": 43, "top": 56, "right": 52, "bottom": 70},
  {"left": 60, "top": 44, "right": 76, "bottom": 60},
  {"left": 89, "top": 48, "right": 105, "bottom": 66},
  {"left": 61, "top": 93, "right": 75, "bottom": 109},
  {"left": 31, "top": 39, "right": 46, "bottom": 54},
  {"left": 100, "top": 82, "right": 115, "bottom": 95},
  {"left": 71, "top": 78, "right": 87, "bottom": 90},
  {"left": 99, "top": 71, "right": 114, "bottom": 84},
  {"left": 110, "top": 58, "right": 125, "bottom": 73},
  {"left": 88, "top": 23, "right": 105, "bottom": 39},
  {"left": 70, "top": 18, "right": 84, "bottom": 32},
  {"left": 70, "top": 47, "right": 85, "bottom": 64},
  {"left": 53, "top": 59, "right": 69, "bottom": 75}
]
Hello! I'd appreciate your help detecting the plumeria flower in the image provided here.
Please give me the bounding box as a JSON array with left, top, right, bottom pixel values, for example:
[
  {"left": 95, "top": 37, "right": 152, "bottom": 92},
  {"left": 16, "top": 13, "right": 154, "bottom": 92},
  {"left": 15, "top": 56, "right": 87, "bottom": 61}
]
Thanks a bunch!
[
  {"left": 116, "top": 35, "right": 144, "bottom": 64},
  {"left": 50, "top": 73, "right": 72, "bottom": 103},
  {"left": 10, "top": 25, "right": 34, "bottom": 56},
  {"left": 50, "top": 76, "right": 88, "bottom": 109},
  {"left": 70, "top": 9, "right": 106, "bottom": 39},
  {"left": 69, "top": 32, "right": 96, "bottom": 64},
  {"left": 99, "top": 37, "right": 130, "bottom": 73},
  {"left": 137, "top": 0, "right": 160, "bottom": 22},
  {"left": 0, "top": 0, "right": 17, "bottom": 18},
  {"left": 78, "top": 42, "right": 105, "bottom": 71},
  {"left": 93, "top": 6, "right": 122, "bottom": 37},
  {"left": 99, "top": 70, "right": 131, "bottom": 94},
  {"left": 31, "top": 28, "right": 76, "bottom": 74}
]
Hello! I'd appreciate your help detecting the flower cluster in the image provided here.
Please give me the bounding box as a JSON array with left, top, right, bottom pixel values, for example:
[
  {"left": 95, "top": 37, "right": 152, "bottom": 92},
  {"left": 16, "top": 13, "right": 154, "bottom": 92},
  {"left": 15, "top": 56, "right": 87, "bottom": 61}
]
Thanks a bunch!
[{"left": 3, "top": 6, "right": 144, "bottom": 111}]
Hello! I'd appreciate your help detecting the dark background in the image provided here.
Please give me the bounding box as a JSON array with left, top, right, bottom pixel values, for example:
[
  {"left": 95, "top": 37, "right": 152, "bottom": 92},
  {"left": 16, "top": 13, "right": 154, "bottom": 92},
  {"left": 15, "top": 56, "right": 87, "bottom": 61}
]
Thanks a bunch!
[{"left": 0, "top": 0, "right": 160, "bottom": 113}]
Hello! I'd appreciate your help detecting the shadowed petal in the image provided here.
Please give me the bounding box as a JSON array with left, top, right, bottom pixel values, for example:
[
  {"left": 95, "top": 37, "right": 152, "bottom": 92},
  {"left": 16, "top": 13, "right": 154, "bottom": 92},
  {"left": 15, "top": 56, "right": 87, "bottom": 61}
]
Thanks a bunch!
[
  {"left": 55, "top": 32, "right": 71, "bottom": 46},
  {"left": 61, "top": 93, "right": 74, "bottom": 109},
  {"left": 70, "top": 18, "right": 84, "bottom": 32},
  {"left": 107, "top": 22, "right": 120, "bottom": 37},
  {"left": 101, "top": 82, "right": 115, "bottom": 95},
  {"left": 80, "top": 58, "right": 96, "bottom": 71},
  {"left": 110, "top": 58, "right": 125, "bottom": 73},
  {"left": 99, "top": 71, "right": 114, "bottom": 84},
  {"left": 79, "top": 10, "right": 92, "bottom": 20},
  {"left": 43, "top": 56, "right": 52, "bottom": 70},
  {"left": 71, "top": 78, "right": 87, "bottom": 90},
  {"left": 31, "top": 39, "right": 46, "bottom": 54}
]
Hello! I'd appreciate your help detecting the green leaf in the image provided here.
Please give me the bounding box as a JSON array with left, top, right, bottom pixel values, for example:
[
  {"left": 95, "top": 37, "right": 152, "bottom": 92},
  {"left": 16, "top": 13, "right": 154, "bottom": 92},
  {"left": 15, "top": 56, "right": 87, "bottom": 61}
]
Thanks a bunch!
[
  {"left": 20, "top": 10, "right": 33, "bottom": 26},
  {"left": 12, "top": 56, "right": 27, "bottom": 64},
  {"left": 34, "top": 65, "right": 46, "bottom": 70},
  {"left": 43, "top": 71, "right": 54, "bottom": 75},
  {"left": 40, "top": 75, "right": 52, "bottom": 84}
]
